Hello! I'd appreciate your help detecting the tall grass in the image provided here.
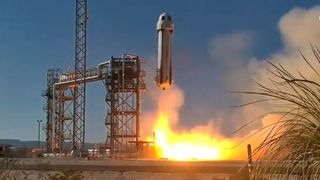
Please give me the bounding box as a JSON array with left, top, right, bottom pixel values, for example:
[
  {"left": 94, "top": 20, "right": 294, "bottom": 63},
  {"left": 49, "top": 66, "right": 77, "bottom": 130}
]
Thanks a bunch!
[{"left": 240, "top": 46, "right": 320, "bottom": 179}]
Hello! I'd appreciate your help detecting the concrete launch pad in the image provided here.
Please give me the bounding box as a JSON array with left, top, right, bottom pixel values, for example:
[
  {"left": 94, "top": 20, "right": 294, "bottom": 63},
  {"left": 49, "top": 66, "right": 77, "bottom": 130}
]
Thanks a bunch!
[{"left": 6, "top": 158, "right": 245, "bottom": 173}]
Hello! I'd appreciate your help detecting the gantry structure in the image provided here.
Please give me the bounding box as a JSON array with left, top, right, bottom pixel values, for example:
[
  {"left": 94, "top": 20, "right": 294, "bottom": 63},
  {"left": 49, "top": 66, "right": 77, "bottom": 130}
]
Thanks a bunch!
[
  {"left": 42, "top": 0, "right": 146, "bottom": 155},
  {"left": 44, "top": 0, "right": 88, "bottom": 152},
  {"left": 105, "top": 55, "right": 146, "bottom": 154},
  {"left": 41, "top": 0, "right": 88, "bottom": 152},
  {"left": 42, "top": 54, "right": 145, "bottom": 154}
]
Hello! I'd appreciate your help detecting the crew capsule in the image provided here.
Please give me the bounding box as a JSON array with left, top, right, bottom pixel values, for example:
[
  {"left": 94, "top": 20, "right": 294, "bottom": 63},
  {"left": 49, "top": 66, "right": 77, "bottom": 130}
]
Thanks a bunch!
[{"left": 156, "top": 13, "right": 174, "bottom": 90}]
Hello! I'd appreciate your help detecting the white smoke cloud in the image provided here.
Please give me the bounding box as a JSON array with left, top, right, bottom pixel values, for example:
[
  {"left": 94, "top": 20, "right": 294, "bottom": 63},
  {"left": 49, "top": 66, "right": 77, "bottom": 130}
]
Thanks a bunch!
[
  {"left": 209, "top": 6, "right": 320, "bottom": 134},
  {"left": 279, "top": 7, "right": 320, "bottom": 50},
  {"left": 141, "top": 5, "right": 320, "bottom": 140}
]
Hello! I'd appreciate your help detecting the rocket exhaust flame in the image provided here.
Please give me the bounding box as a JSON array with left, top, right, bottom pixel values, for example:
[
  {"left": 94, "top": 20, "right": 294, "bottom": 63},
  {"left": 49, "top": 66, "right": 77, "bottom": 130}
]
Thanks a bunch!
[
  {"left": 142, "top": 86, "right": 267, "bottom": 161},
  {"left": 140, "top": 83, "right": 282, "bottom": 161},
  {"left": 153, "top": 112, "right": 235, "bottom": 160}
]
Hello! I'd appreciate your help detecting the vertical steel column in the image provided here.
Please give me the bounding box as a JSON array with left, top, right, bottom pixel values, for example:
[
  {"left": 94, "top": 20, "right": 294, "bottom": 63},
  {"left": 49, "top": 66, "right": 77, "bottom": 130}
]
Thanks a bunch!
[
  {"left": 73, "top": 0, "right": 87, "bottom": 151},
  {"left": 42, "top": 69, "right": 61, "bottom": 153}
]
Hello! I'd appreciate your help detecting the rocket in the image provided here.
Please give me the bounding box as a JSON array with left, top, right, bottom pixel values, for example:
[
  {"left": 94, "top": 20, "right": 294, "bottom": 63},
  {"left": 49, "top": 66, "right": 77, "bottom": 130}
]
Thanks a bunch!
[{"left": 156, "top": 13, "right": 174, "bottom": 90}]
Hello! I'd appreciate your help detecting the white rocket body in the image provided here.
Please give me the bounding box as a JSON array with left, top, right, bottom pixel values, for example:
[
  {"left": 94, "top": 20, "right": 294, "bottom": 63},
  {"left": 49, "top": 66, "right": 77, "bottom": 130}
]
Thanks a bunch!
[{"left": 157, "top": 13, "right": 174, "bottom": 90}]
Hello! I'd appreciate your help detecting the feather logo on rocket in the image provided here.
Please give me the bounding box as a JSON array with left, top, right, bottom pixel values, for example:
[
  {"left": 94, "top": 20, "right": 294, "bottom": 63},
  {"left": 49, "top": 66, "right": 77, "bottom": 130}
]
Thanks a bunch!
[{"left": 156, "top": 13, "right": 174, "bottom": 90}]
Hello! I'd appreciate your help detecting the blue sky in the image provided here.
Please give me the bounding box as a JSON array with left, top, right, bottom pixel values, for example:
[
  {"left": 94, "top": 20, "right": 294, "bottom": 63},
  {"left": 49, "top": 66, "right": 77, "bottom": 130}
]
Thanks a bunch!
[{"left": 0, "top": 0, "right": 318, "bottom": 142}]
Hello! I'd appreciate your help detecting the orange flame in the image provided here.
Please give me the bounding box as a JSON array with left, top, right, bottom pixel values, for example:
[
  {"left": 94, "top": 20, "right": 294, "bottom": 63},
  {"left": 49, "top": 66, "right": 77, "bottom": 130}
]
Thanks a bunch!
[
  {"left": 152, "top": 112, "right": 243, "bottom": 160},
  {"left": 141, "top": 86, "right": 273, "bottom": 161}
]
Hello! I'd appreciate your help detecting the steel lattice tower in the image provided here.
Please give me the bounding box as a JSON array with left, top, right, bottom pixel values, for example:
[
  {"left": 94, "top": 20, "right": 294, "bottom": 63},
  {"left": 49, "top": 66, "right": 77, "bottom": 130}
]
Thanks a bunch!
[
  {"left": 73, "top": 0, "right": 87, "bottom": 151},
  {"left": 42, "top": 69, "right": 62, "bottom": 152},
  {"left": 105, "top": 55, "right": 145, "bottom": 154}
]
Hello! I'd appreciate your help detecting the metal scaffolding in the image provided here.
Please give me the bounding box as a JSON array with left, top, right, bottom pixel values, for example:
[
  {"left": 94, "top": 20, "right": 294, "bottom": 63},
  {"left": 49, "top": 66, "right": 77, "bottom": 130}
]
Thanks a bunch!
[
  {"left": 43, "top": 55, "right": 145, "bottom": 155},
  {"left": 105, "top": 54, "right": 145, "bottom": 154},
  {"left": 53, "top": 86, "right": 74, "bottom": 152},
  {"left": 42, "top": 69, "right": 62, "bottom": 152},
  {"left": 50, "top": 63, "right": 108, "bottom": 152}
]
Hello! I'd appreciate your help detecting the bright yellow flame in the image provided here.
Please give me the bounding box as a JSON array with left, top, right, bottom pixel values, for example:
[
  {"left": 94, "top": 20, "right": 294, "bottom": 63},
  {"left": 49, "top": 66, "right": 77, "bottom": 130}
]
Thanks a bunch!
[{"left": 152, "top": 112, "right": 238, "bottom": 161}]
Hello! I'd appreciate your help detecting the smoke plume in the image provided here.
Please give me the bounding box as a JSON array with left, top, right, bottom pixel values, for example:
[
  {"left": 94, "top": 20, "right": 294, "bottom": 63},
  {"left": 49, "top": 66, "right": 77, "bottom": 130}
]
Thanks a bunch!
[{"left": 139, "top": 6, "right": 320, "bottom": 159}]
